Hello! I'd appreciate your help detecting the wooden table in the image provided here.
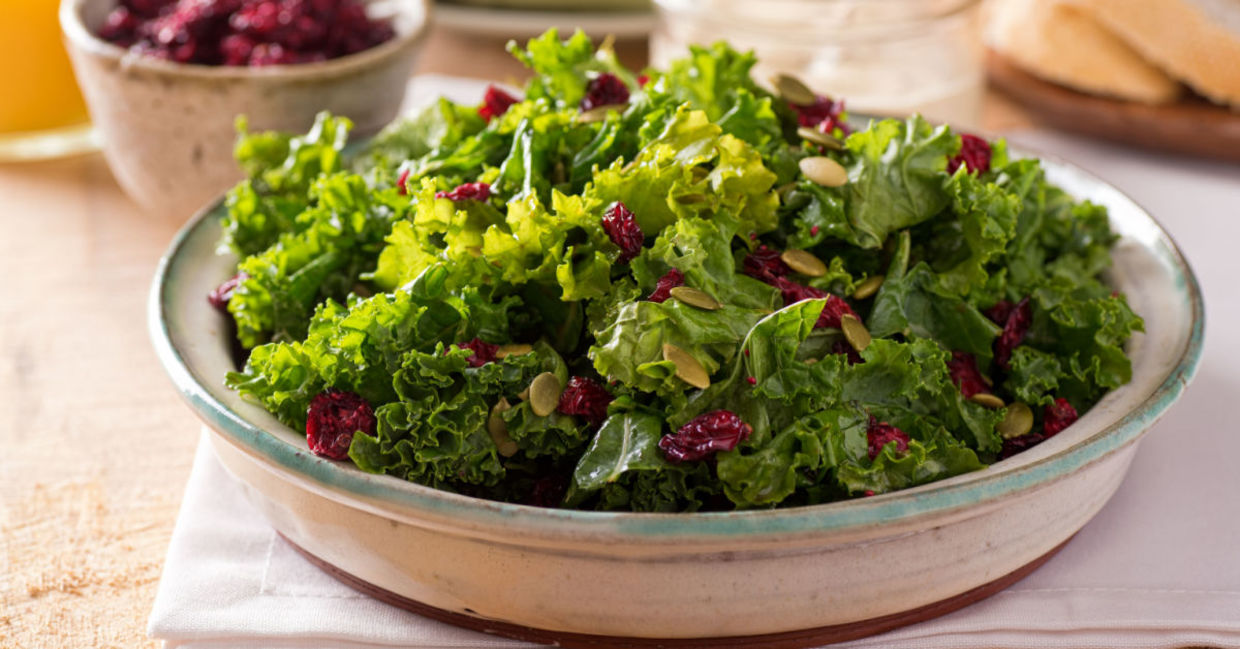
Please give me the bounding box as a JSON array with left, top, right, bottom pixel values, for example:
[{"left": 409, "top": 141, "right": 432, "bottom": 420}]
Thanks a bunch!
[{"left": 0, "top": 24, "right": 1031, "bottom": 648}]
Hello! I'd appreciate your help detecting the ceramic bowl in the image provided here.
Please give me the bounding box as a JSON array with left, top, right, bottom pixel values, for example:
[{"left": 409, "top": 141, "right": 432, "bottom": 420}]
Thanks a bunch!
[
  {"left": 149, "top": 151, "right": 1203, "bottom": 647},
  {"left": 60, "top": 0, "right": 430, "bottom": 219}
]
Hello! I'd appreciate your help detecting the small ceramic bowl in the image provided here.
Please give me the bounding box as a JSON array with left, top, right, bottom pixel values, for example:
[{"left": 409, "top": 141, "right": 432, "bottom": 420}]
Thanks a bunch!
[
  {"left": 60, "top": 0, "right": 430, "bottom": 218},
  {"left": 149, "top": 150, "right": 1203, "bottom": 647}
]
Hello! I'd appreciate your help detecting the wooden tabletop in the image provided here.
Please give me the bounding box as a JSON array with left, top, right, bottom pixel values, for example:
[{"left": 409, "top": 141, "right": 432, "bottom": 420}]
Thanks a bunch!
[{"left": 0, "top": 24, "right": 1032, "bottom": 648}]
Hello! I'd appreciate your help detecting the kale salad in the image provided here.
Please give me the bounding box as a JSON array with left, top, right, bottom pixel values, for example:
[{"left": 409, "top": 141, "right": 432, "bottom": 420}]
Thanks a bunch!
[{"left": 214, "top": 30, "right": 1143, "bottom": 512}]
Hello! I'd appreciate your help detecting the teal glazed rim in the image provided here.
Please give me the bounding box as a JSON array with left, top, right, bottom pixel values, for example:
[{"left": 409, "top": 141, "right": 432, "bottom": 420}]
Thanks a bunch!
[{"left": 148, "top": 160, "right": 1205, "bottom": 540}]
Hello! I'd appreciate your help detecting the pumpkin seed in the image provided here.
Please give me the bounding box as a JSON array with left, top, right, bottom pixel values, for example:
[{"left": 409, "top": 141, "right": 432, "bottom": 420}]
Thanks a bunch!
[
  {"left": 840, "top": 314, "right": 871, "bottom": 351},
  {"left": 662, "top": 343, "right": 710, "bottom": 389},
  {"left": 780, "top": 249, "right": 827, "bottom": 277},
  {"left": 670, "top": 286, "right": 721, "bottom": 311},
  {"left": 529, "top": 372, "right": 562, "bottom": 417},
  {"left": 517, "top": 387, "right": 530, "bottom": 401},
  {"left": 969, "top": 393, "right": 1006, "bottom": 409},
  {"left": 496, "top": 343, "right": 533, "bottom": 359},
  {"left": 800, "top": 156, "right": 848, "bottom": 187},
  {"left": 577, "top": 104, "right": 625, "bottom": 123},
  {"left": 487, "top": 398, "right": 518, "bottom": 457},
  {"left": 852, "top": 275, "right": 884, "bottom": 300},
  {"left": 797, "top": 126, "right": 844, "bottom": 150},
  {"left": 771, "top": 73, "right": 816, "bottom": 106},
  {"left": 998, "top": 402, "right": 1034, "bottom": 439}
]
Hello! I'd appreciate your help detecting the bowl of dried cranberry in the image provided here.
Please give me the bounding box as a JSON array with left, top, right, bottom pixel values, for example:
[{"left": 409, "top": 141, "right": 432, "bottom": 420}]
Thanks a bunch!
[
  {"left": 149, "top": 143, "right": 1204, "bottom": 647},
  {"left": 60, "top": 0, "right": 429, "bottom": 218}
]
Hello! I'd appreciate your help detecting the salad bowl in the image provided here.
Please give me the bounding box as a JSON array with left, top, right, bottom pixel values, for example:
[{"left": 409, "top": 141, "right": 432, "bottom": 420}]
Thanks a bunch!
[{"left": 150, "top": 148, "right": 1202, "bottom": 646}]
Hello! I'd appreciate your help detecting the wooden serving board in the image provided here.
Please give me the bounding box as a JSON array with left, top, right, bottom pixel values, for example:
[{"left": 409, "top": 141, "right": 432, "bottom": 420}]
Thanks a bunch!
[{"left": 987, "top": 50, "right": 1240, "bottom": 163}]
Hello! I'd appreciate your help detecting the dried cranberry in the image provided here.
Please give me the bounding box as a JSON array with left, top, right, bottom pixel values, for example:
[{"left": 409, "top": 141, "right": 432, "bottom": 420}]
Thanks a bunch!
[
  {"left": 994, "top": 297, "right": 1032, "bottom": 370},
  {"left": 219, "top": 33, "right": 256, "bottom": 64},
  {"left": 647, "top": 268, "right": 684, "bottom": 303},
  {"left": 435, "top": 182, "right": 491, "bottom": 202},
  {"left": 580, "top": 72, "right": 630, "bottom": 111},
  {"left": 947, "top": 351, "right": 991, "bottom": 398},
  {"left": 395, "top": 168, "right": 411, "bottom": 195},
  {"left": 984, "top": 299, "right": 1014, "bottom": 325},
  {"left": 601, "top": 201, "right": 643, "bottom": 263},
  {"left": 122, "top": 0, "right": 176, "bottom": 18},
  {"left": 815, "top": 294, "right": 857, "bottom": 329},
  {"left": 867, "top": 416, "right": 910, "bottom": 460},
  {"left": 742, "top": 245, "right": 789, "bottom": 282},
  {"left": 999, "top": 432, "right": 1045, "bottom": 460},
  {"left": 556, "top": 376, "right": 614, "bottom": 426},
  {"left": 659, "top": 410, "right": 753, "bottom": 463},
  {"left": 207, "top": 272, "right": 246, "bottom": 311},
  {"left": 306, "top": 389, "right": 375, "bottom": 460},
  {"left": 99, "top": 7, "right": 143, "bottom": 45},
  {"left": 947, "top": 134, "right": 992, "bottom": 175},
  {"left": 769, "top": 276, "right": 826, "bottom": 305},
  {"left": 636, "top": 74, "right": 650, "bottom": 87},
  {"left": 455, "top": 338, "right": 498, "bottom": 368},
  {"left": 478, "top": 85, "right": 519, "bottom": 122},
  {"left": 1042, "top": 398, "right": 1079, "bottom": 437},
  {"left": 831, "top": 339, "right": 863, "bottom": 365},
  {"left": 792, "top": 95, "right": 850, "bottom": 135},
  {"left": 524, "top": 475, "right": 567, "bottom": 508}
]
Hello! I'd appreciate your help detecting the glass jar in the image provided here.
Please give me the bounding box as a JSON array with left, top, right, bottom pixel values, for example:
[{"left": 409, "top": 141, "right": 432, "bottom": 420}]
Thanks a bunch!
[
  {"left": 0, "top": 0, "right": 97, "bottom": 161},
  {"left": 651, "top": 0, "right": 984, "bottom": 127}
]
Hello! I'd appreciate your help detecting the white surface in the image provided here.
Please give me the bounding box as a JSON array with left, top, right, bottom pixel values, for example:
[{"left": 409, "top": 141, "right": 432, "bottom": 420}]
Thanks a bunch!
[{"left": 148, "top": 77, "right": 1240, "bottom": 648}]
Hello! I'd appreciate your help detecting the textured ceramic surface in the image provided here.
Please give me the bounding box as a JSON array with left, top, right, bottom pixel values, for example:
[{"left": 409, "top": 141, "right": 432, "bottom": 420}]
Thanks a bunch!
[
  {"left": 60, "top": 0, "right": 429, "bottom": 219},
  {"left": 149, "top": 151, "right": 1203, "bottom": 641}
]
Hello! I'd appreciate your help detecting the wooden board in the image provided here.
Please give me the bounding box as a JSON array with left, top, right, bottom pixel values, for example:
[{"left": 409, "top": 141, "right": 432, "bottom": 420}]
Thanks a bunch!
[{"left": 987, "top": 50, "right": 1240, "bottom": 163}]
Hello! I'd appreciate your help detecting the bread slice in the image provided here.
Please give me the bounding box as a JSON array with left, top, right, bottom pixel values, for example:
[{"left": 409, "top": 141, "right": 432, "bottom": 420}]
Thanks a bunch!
[
  {"left": 1069, "top": 0, "right": 1240, "bottom": 110},
  {"left": 987, "top": 0, "right": 1183, "bottom": 104}
]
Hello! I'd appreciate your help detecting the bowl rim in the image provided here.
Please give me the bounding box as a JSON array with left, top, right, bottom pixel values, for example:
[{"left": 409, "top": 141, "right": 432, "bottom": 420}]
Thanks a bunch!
[
  {"left": 59, "top": 0, "right": 431, "bottom": 80},
  {"left": 148, "top": 147, "right": 1205, "bottom": 540}
]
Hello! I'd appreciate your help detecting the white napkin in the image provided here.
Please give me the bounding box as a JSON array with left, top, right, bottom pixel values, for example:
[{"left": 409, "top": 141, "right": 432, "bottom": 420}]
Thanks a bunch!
[{"left": 148, "top": 77, "right": 1240, "bottom": 649}]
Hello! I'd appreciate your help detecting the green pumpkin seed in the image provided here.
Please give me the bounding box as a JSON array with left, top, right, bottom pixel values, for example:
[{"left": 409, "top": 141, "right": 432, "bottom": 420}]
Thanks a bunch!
[
  {"left": 799, "top": 156, "right": 848, "bottom": 187},
  {"left": 670, "top": 286, "right": 721, "bottom": 311},
  {"left": 662, "top": 343, "right": 710, "bottom": 389},
  {"left": 771, "top": 73, "right": 816, "bottom": 106},
  {"left": 780, "top": 249, "right": 827, "bottom": 277},
  {"left": 577, "top": 104, "right": 624, "bottom": 123},
  {"left": 529, "top": 372, "right": 562, "bottom": 417},
  {"left": 840, "top": 314, "right": 871, "bottom": 351},
  {"left": 487, "top": 398, "right": 518, "bottom": 457},
  {"left": 998, "top": 402, "right": 1034, "bottom": 439},
  {"left": 970, "top": 393, "right": 1006, "bottom": 409},
  {"left": 852, "top": 275, "right": 884, "bottom": 300},
  {"left": 496, "top": 343, "right": 533, "bottom": 359},
  {"left": 797, "top": 126, "right": 844, "bottom": 150}
]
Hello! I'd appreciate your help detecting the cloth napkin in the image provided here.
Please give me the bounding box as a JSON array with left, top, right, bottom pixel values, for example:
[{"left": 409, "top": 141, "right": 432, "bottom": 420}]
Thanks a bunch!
[{"left": 147, "top": 77, "right": 1240, "bottom": 649}]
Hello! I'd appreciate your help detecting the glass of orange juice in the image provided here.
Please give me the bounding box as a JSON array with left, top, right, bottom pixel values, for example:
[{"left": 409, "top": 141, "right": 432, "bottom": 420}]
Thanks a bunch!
[{"left": 0, "top": 0, "right": 98, "bottom": 160}]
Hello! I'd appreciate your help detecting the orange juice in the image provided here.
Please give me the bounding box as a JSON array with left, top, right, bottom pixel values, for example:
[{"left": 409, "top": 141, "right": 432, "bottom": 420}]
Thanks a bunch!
[{"left": 0, "top": 0, "right": 90, "bottom": 134}]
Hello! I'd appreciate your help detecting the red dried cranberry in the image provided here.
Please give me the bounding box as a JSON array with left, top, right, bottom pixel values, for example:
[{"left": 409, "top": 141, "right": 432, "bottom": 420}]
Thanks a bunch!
[
  {"left": 769, "top": 276, "right": 826, "bottom": 305},
  {"left": 207, "top": 272, "right": 246, "bottom": 311},
  {"left": 1042, "top": 398, "right": 1079, "bottom": 437},
  {"left": 994, "top": 297, "right": 1032, "bottom": 370},
  {"left": 395, "top": 168, "right": 411, "bottom": 195},
  {"left": 792, "top": 95, "right": 850, "bottom": 135},
  {"left": 999, "top": 432, "right": 1045, "bottom": 460},
  {"left": 647, "top": 268, "right": 684, "bottom": 303},
  {"left": 601, "top": 201, "right": 643, "bottom": 263},
  {"left": 455, "top": 338, "right": 498, "bottom": 368},
  {"left": 435, "top": 182, "right": 491, "bottom": 202},
  {"left": 815, "top": 294, "right": 857, "bottom": 329},
  {"left": 659, "top": 410, "right": 753, "bottom": 463},
  {"left": 984, "top": 299, "right": 1014, "bottom": 325},
  {"left": 524, "top": 475, "right": 567, "bottom": 508},
  {"left": 636, "top": 74, "right": 650, "bottom": 87},
  {"left": 99, "top": 7, "right": 144, "bottom": 45},
  {"left": 580, "top": 72, "right": 630, "bottom": 111},
  {"left": 947, "top": 134, "right": 992, "bottom": 175},
  {"left": 306, "top": 389, "right": 375, "bottom": 460},
  {"left": 556, "top": 376, "right": 614, "bottom": 426},
  {"left": 122, "top": 0, "right": 176, "bottom": 18},
  {"left": 742, "top": 245, "right": 789, "bottom": 282},
  {"left": 947, "top": 351, "right": 991, "bottom": 398},
  {"left": 866, "top": 416, "right": 910, "bottom": 460},
  {"left": 831, "top": 339, "right": 863, "bottom": 365},
  {"left": 478, "top": 84, "right": 520, "bottom": 122}
]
